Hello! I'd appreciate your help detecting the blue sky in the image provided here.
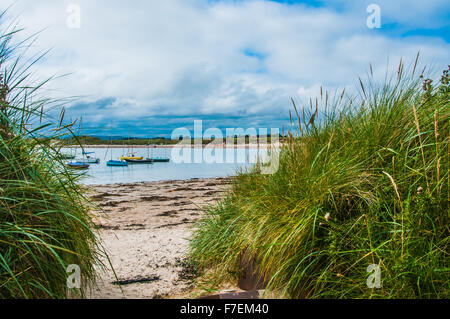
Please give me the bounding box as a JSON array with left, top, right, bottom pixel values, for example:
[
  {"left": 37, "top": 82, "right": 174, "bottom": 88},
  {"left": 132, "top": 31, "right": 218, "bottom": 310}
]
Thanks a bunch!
[{"left": 4, "top": 0, "right": 450, "bottom": 137}]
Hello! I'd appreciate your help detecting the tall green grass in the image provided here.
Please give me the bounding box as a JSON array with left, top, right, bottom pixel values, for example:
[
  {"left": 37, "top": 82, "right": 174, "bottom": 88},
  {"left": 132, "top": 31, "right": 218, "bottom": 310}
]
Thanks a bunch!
[
  {"left": 0, "top": 13, "right": 103, "bottom": 298},
  {"left": 190, "top": 60, "right": 449, "bottom": 298}
]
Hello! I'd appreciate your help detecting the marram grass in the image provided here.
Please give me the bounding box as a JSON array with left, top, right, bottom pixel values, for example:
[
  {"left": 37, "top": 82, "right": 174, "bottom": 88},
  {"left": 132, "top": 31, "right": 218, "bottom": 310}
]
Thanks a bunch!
[
  {"left": 0, "top": 13, "right": 104, "bottom": 298},
  {"left": 190, "top": 61, "right": 449, "bottom": 299}
]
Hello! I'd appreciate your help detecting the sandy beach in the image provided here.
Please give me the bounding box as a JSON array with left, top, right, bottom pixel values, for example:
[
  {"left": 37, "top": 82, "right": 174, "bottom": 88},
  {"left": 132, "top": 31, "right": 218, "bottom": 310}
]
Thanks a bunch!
[{"left": 87, "top": 177, "right": 232, "bottom": 299}]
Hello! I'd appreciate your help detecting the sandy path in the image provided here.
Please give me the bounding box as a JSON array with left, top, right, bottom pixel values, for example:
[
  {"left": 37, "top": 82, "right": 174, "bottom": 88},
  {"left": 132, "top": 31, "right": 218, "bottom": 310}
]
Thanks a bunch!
[{"left": 86, "top": 177, "right": 231, "bottom": 299}]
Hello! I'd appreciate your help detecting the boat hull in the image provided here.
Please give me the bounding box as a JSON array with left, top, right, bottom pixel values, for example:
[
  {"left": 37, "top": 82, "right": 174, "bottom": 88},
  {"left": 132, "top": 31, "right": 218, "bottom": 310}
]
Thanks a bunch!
[
  {"left": 120, "top": 156, "right": 144, "bottom": 161},
  {"left": 151, "top": 158, "right": 170, "bottom": 163},
  {"left": 59, "top": 154, "right": 76, "bottom": 160},
  {"left": 124, "top": 158, "right": 154, "bottom": 164},
  {"left": 107, "top": 160, "right": 129, "bottom": 167},
  {"left": 74, "top": 158, "right": 100, "bottom": 164},
  {"left": 66, "top": 162, "right": 90, "bottom": 170}
]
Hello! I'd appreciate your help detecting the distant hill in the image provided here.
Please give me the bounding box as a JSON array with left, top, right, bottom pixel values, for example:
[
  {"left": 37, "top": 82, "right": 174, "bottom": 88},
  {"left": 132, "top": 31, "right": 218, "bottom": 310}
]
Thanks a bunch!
[
  {"left": 59, "top": 134, "right": 285, "bottom": 146},
  {"left": 59, "top": 135, "right": 179, "bottom": 145}
]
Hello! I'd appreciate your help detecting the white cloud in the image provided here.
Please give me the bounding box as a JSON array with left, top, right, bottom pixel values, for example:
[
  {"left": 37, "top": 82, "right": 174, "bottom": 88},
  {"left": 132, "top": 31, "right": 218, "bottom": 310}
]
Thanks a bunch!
[{"left": 2, "top": 0, "right": 449, "bottom": 132}]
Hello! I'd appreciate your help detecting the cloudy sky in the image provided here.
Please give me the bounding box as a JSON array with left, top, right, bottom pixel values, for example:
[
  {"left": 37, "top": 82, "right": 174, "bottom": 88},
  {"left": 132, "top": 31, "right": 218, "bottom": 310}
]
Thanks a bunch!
[{"left": 3, "top": 0, "right": 449, "bottom": 137}]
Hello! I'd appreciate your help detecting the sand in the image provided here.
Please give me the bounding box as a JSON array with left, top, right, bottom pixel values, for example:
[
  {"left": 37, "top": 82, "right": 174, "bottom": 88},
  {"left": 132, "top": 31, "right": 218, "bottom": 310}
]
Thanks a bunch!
[{"left": 86, "top": 177, "right": 232, "bottom": 299}]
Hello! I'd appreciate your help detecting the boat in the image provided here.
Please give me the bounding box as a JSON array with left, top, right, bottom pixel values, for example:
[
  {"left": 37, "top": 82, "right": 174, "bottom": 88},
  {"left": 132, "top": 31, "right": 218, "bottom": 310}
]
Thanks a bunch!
[
  {"left": 59, "top": 153, "right": 76, "bottom": 160},
  {"left": 76, "top": 119, "right": 100, "bottom": 164},
  {"left": 105, "top": 133, "right": 129, "bottom": 167},
  {"left": 147, "top": 143, "right": 170, "bottom": 163},
  {"left": 74, "top": 157, "right": 100, "bottom": 164},
  {"left": 60, "top": 136, "right": 77, "bottom": 160},
  {"left": 107, "top": 160, "right": 128, "bottom": 167},
  {"left": 81, "top": 152, "right": 100, "bottom": 164},
  {"left": 120, "top": 155, "right": 144, "bottom": 161},
  {"left": 120, "top": 128, "right": 144, "bottom": 161},
  {"left": 66, "top": 162, "right": 90, "bottom": 170},
  {"left": 150, "top": 157, "right": 170, "bottom": 163},
  {"left": 124, "top": 158, "right": 154, "bottom": 164}
]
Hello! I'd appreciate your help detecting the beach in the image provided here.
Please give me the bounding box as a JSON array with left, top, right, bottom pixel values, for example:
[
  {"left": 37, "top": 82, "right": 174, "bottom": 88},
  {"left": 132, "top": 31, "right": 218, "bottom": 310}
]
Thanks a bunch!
[{"left": 87, "top": 177, "right": 232, "bottom": 299}]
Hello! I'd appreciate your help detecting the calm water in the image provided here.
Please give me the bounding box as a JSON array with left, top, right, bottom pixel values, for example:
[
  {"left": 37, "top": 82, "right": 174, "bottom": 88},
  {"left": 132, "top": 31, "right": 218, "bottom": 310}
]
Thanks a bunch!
[{"left": 64, "top": 147, "right": 265, "bottom": 185}]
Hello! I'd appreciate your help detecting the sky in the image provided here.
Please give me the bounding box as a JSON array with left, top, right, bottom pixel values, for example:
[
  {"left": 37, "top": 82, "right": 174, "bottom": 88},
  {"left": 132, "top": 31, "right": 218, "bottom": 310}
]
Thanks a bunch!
[{"left": 2, "top": 0, "right": 449, "bottom": 137}]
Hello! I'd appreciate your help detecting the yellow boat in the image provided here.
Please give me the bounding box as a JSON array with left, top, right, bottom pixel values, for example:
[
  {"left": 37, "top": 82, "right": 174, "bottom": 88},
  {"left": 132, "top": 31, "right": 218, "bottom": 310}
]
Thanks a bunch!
[{"left": 120, "top": 156, "right": 143, "bottom": 160}]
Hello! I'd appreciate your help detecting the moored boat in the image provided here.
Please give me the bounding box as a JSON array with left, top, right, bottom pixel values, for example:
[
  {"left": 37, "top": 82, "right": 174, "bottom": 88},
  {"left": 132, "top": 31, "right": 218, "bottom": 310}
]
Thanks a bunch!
[
  {"left": 74, "top": 158, "right": 100, "bottom": 164},
  {"left": 66, "top": 162, "right": 90, "bottom": 170},
  {"left": 59, "top": 153, "right": 76, "bottom": 160},
  {"left": 147, "top": 144, "right": 170, "bottom": 162},
  {"left": 120, "top": 155, "right": 143, "bottom": 161},
  {"left": 124, "top": 158, "right": 154, "bottom": 164},
  {"left": 150, "top": 157, "right": 170, "bottom": 163},
  {"left": 107, "top": 160, "right": 129, "bottom": 167},
  {"left": 80, "top": 152, "right": 100, "bottom": 164}
]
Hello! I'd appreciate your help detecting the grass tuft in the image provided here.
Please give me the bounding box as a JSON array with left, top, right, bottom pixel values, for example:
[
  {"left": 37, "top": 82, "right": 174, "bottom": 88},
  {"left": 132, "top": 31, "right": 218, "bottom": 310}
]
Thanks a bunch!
[
  {"left": 0, "top": 12, "right": 104, "bottom": 298},
  {"left": 190, "top": 60, "right": 449, "bottom": 299}
]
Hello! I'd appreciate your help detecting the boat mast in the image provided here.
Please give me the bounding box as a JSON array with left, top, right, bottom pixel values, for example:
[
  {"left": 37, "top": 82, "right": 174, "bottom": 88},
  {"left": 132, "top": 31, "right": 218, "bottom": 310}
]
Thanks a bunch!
[
  {"left": 81, "top": 117, "right": 86, "bottom": 161},
  {"left": 128, "top": 126, "right": 132, "bottom": 156}
]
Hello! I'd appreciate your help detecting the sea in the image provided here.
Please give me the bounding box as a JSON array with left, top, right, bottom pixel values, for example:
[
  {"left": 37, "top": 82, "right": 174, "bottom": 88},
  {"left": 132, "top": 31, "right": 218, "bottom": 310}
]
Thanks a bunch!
[{"left": 63, "top": 147, "right": 268, "bottom": 185}]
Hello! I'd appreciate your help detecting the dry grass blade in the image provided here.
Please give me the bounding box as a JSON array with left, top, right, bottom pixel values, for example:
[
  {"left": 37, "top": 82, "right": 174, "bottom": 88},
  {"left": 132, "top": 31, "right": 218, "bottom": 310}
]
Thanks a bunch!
[
  {"left": 0, "top": 14, "right": 106, "bottom": 299},
  {"left": 191, "top": 63, "right": 449, "bottom": 299}
]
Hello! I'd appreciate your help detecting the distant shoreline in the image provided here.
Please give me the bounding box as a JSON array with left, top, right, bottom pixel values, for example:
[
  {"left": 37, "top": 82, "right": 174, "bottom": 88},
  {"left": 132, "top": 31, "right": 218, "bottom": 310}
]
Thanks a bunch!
[{"left": 66, "top": 144, "right": 279, "bottom": 149}]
